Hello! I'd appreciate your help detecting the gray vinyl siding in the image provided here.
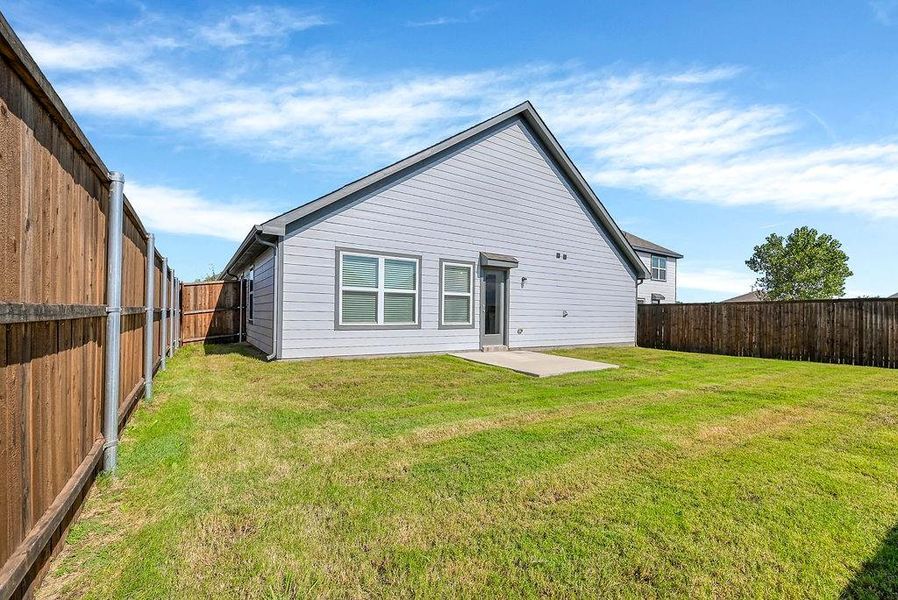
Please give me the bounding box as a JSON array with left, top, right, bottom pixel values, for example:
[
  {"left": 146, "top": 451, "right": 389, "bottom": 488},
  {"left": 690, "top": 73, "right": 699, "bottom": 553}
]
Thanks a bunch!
[
  {"left": 245, "top": 247, "right": 275, "bottom": 354},
  {"left": 635, "top": 251, "right": 677, "bottom": 303},
  {"left": 279, "top": 118, "right": 637, "bottom": 359}
]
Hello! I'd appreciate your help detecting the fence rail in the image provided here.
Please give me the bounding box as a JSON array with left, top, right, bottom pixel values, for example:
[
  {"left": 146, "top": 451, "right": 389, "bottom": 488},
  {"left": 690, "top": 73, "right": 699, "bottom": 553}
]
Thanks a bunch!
[
  {"left": 0, "top": 11, "right": 181, "bottom": 599},
  {"left": 637, "top": 299, "right": 898, "bottom": 368}
]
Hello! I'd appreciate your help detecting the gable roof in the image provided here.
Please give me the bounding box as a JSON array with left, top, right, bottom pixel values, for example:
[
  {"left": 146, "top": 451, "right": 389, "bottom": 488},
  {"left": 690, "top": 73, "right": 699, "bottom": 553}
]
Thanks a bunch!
[
  {"left": 723, "top": 290, "right": 766, "bottom": 303},
  {"left": 890, "top": 293, "right": 898, "bottom": 299},
  {"left": 623, "top": 232, "right": 683, "bottom": 259},
  {"left": 222, "top": 101, "right": 650, "bottom": 280}
]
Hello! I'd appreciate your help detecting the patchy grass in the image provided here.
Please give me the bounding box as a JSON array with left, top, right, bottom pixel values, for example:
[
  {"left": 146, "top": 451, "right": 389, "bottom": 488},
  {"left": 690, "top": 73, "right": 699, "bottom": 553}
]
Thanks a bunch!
[{"left": 39, "top": 345, "right": 898, "bottom": 599}]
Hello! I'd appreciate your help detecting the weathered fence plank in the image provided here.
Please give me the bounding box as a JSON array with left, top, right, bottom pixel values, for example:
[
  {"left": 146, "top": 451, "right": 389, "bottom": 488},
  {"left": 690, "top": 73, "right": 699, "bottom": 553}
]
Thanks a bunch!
[
  {"left": 0, "top": 11, "right": 181, "bottom": 599},
  {"left": 638, "top": 299, "right": 898, "bottom": 368}
]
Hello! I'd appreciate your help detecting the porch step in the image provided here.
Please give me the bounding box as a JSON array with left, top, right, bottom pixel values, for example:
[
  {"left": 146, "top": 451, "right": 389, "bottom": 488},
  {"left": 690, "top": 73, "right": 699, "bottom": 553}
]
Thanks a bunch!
[{"left": 481, "top": 345, "right": 508, "bottom": 352}]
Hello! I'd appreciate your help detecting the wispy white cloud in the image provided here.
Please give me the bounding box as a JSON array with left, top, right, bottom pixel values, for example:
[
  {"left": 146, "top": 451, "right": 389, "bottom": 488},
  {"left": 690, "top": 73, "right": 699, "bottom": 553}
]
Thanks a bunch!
[
  {"left": 126, "top": 183, "right": 271, "bottom": 241},
  {"left": 870, "top": 0, "right": 898, "bottom": 25},
  {"left": 21, "top": 36, "right": 133, "bottom": 71},
  {"left": 406, "top": 6, "right": 492, "bottom": 27},
  {"left": 661, "top": 65, "right": 744, "bottom": 84},
  {"left": 26, "top": 8, "right": 898, "bottom": 233},
  {"left": 678, "top": 267, "right": 756, "bottom": 295},
  {"left": 53, "top": 61, "right": 898, "bottom": 221},
  {"left": 57, "top": 66, "right": 509, "bottom": 158},
  {"left": 197, "top": 6, "right": 328, "bottom": 47},
  {"left": 407, "top": 16, "right": 465, "bottom": 27}
]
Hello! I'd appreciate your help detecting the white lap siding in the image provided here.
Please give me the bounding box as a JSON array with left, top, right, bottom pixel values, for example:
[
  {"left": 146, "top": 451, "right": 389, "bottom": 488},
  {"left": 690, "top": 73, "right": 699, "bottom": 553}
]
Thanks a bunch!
[
  {"left": 245, "top": 247, "right": 275, "bottom": 355},
  {"left": 635, "top": 251, "right": 677, "bottom": 303},
  {"left": 280, "top": 118, "right": 638, "bottom": 359}
]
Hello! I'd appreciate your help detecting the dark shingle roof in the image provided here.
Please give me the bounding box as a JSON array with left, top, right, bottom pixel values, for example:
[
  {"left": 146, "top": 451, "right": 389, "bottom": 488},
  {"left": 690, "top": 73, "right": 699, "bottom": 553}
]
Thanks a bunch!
[
  {"left": 890, "top": 292, "right": 898, "bottom": 299},
  {"left": 723, "top": 291, "right": 766, "bottom": 303},
  {"left": 623, "top": 232, "right": 683, "bottom": 259}
]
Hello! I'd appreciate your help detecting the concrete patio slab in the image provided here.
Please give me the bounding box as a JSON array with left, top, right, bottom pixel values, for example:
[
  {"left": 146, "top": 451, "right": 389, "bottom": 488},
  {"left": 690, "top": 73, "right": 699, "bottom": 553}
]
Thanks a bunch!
[{"left": 450, "top": 350, "right": 618, "bottom": 377}]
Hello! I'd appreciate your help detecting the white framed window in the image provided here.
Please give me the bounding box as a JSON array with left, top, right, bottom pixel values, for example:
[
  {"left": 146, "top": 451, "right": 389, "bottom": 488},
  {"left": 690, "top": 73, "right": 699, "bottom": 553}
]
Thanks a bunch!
[
  {"left": 651, "top": 255, "right": 667, "bottom": 281},
  {"left": 247, "top": 266, "right": 255, "bottom": 324},
  {"left": 337, "top": 249, "right": 420, "bottom": 328},
  {"left": 440, "top": 260, "right": 474, "bottom": 328}
]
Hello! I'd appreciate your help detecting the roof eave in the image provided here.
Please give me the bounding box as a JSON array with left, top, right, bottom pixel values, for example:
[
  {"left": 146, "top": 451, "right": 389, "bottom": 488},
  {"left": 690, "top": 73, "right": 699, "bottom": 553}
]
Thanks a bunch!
[
  {"left": 253, "top": 100, "right": 648, "bottom": 280},
  {"left": 631, "top": 245, "right": 684, "bottom": 259},
  {"left": 220, "top": 225, "right": 282, "bottom": 279},
  {"left": 515, "top": 105, "right": 650, "bottom": 279}
]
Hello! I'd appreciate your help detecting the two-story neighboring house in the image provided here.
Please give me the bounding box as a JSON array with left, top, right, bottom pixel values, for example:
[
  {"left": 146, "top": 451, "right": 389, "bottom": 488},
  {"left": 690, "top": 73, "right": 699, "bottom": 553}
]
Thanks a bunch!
[{"left": 624, "top": 232, "right": 683, "bottom": 304}]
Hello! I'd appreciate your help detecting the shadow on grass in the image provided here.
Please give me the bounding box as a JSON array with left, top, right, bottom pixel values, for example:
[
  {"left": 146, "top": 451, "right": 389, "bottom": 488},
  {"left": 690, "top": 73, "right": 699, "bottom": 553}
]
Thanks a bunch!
[
  {"left": 200, "top": 342, "right": 268, "bottom": 362},
  {"left": 841, "top": 523, "right": 898, "bottom": 599}
]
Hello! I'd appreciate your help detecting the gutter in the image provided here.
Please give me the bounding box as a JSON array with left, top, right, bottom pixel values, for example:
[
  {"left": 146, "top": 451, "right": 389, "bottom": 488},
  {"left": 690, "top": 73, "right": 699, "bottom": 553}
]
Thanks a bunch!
[
  {"left": 222, "top": 223, "right": 285, "bottom": 280},
  {"left": 255, "top": 234, "right": 279, "bottom": 361}
]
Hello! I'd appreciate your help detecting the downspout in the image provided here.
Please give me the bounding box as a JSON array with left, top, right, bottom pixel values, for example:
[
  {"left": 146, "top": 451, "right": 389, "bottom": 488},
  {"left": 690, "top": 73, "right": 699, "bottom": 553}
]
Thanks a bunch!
[
  {"left": 255, "top": 234, "right": 279, "bottom": 361},
  {"left": 102, "top": 172, "right": 125, "bottom": 473},
  {"left": 238, "top": 277, "right": 244, "bottom": 342},
  {"left": 634, "top": 274, "right": 644, "bottom": 349}
]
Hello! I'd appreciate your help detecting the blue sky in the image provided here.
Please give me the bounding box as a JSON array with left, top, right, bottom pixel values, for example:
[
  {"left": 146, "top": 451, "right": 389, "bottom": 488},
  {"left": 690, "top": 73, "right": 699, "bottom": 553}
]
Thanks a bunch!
[{"left": 6, "top": 0, "right": 898, "bottom": 299}]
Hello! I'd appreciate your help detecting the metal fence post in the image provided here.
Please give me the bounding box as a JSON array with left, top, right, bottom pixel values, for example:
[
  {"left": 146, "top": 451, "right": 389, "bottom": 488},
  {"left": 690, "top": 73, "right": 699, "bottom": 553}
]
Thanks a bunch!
[
  {"left": 103, "top": 172, "right": 125, "bottom": 473},
  {"left": 175, "top": 278, "right": 181, "bottom": 347},
  {"left": 169, "top": 271, "right": 176, "bottom": 357},
  {"left": 160, "top": 257, "right": 168, "bottom": 370},
  {"left": 143, "top": 233, "right": 155, "bottom": 400}
]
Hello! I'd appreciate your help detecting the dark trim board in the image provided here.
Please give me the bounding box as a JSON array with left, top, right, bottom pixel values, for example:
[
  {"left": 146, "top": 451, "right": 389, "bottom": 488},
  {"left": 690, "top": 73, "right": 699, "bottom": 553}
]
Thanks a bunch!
[
  {"left": 438, "top": 258, "right": 477, "bottom": 330},
  {"left": 222, "top": 102, "right": 650, "bottom": 281},
  {"left": 0, "top": 303, "right": 106, "bottom": 324},
  {"left": 332, "top": 247, "right": 424, "bottom": 331}
]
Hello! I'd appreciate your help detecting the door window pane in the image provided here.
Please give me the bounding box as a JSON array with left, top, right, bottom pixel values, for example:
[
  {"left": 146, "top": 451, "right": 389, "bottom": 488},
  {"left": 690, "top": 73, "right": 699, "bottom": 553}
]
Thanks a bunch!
[{"left": 484, "top": 273, "right": 498, "bottom": 335}]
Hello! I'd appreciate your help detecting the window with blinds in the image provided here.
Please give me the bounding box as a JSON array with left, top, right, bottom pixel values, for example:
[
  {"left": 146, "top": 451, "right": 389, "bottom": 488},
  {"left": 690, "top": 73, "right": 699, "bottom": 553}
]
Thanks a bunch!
[
  {"left": 441, "top": 261, "right": 473, "bottom": 326},
  {"left": 338, "top": 251, "right": 418, "bottom": 326}
]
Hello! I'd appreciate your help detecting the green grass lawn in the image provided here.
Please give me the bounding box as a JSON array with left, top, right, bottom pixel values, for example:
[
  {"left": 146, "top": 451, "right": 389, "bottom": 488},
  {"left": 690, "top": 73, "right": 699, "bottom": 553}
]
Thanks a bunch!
[{"left": 39, "top": 345, "right": 898, "bottom": 599}]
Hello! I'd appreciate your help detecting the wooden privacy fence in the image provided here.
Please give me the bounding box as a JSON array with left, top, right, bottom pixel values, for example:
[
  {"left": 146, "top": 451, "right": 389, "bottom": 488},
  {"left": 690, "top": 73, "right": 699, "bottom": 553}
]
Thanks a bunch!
[
  {"left": 637, "top": 299, "right": 898, "bottom": 368},
  {"left": 0, "top": 12, "right": 182, "bottom": 599},
  {"left": 180, "top": 281, "right": 244, "bottom": 345}
]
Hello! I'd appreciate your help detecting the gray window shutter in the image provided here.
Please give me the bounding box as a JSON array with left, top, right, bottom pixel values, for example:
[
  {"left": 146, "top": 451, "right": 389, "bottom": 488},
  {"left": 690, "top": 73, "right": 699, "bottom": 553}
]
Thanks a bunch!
[
  {"left": 343, "top": 255, "right": 378, "bottom": 288},
  {"left": 384, "top": 293, "right": 415, "bottom": 323},
  {"left": 341, "top": 291, "right": 377, "bottom": 323},
  {"left": 384, "top": 259, "right": 416, "bottom": 290}
]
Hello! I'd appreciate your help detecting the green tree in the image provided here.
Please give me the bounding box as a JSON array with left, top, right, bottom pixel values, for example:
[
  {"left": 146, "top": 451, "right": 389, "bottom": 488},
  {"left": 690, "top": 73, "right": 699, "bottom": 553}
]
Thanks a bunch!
[
  {"left": 746, "top": 226, "right": 853, "bottom": 300},
  {"left": 194, "top": 264, "right": 220, "bottom": 283}
]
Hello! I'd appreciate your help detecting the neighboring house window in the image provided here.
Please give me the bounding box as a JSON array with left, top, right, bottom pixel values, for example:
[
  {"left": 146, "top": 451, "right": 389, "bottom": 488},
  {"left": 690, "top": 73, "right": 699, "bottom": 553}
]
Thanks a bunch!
[
  {"left": 247, "top": 266, "right": 254, "bottom": 324},
  {"left": 440, "top": 261, "right": 474, "bottom": 327},
  {"left": 651, "top": 255, "right": 667, "bottom": 281},
  {"left": 338, "top": 250, "right": 419, "bottom": 327}
]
